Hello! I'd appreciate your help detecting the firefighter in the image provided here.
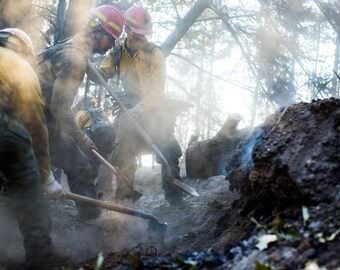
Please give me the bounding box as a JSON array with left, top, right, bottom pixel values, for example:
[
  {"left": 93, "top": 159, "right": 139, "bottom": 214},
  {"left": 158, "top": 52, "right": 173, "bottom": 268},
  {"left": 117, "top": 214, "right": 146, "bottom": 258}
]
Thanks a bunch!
[
  {"left": 100, "top": 6, "right": 185, "bottom": 207},
  {"left": 74, "top": 94, "right": 98, "bottom": 114},
  {"left": 36, "top": 5, "right": 124, "bottom": 219},
  {"left": 75, "top": 94, "right": 116, "bottom": 200},
  {"left": 0, "top": 28, "right": 68, "bottom": 268}
]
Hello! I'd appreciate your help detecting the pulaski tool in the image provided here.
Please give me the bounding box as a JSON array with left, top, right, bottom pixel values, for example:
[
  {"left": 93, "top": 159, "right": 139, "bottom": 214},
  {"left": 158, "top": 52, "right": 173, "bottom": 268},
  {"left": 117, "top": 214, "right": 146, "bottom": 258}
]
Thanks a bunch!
[
  {"left": 65, "top": 191, "right": 167, "bottom": 237},
  {"left": 90, "top": 148, "right": 143, "bottom": 202},
  {"left": 87, "top": 60, "right": 199, "bottom": 198}
]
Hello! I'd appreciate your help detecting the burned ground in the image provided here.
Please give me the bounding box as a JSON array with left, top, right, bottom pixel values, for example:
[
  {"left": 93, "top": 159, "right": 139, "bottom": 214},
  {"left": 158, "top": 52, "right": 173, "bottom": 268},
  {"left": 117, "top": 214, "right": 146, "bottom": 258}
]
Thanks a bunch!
[
  {"left": 225, "top": 98, "right": 340, "bottom": 269},
  {"left": 3, "top": 98, "right": 339, "bottom": 269}
]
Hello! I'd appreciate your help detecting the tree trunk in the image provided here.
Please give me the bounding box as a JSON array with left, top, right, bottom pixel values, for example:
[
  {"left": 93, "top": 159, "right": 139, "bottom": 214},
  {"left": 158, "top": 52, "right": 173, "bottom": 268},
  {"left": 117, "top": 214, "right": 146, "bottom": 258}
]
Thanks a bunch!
[
  {"left": 185, "top": 113, "right": 252, "bottom": 179},
  {"left": 0, "top": 0, "right": 33, "bottom": 28},
  {"left": 59, "top": 0, "right": 93, "bottom": 40},
  {"left": 161, "top": 0, "right": 213, "bottom": 57},
  {"left": 332, "top": 33, "right": 339, "bottom": 97},
  {"left": 54, "top": 0, "right": 67, "bottom": 44}
]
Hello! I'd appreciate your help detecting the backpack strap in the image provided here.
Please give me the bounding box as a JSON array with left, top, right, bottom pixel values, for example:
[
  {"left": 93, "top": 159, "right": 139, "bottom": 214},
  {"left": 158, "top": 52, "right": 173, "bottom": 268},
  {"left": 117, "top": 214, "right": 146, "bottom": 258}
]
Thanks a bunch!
[
  {"left": 36, "top": 39, "right": 71, "bottom": 64},
  {"left": 113, "top": 42, "right": 122, "bottom": 88}
]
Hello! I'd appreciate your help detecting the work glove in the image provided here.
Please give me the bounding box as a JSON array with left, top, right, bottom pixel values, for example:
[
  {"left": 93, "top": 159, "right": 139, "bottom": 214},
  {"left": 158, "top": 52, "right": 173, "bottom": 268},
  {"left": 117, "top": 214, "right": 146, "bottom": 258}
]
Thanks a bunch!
[
  {"left": 124, "top": 104, "right": 143, "bottom": 122},
  {"left": 75, "top": 132, "right": 98, "bottom": 155},
  {"left": 42, "top": 172, "right": 65, "bottom": 200}
]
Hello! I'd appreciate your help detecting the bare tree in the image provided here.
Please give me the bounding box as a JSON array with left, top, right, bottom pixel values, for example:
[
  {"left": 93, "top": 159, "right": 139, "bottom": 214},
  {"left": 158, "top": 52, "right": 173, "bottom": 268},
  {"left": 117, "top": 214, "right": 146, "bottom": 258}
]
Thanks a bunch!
[
  {"left": 0, "top": 0, "right": 33, "bottom": 29},
  {"left": 161, "top": 0, "right": 213, "bottom": 56},
  {"left": 59, "top": 0, "right": 93, "bottom": 40}
]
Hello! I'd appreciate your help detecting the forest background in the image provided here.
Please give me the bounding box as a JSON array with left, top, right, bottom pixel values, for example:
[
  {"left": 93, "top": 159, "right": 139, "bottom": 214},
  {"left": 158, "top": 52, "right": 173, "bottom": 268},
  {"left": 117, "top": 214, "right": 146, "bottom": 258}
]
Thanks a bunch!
[{"left": 0, "top": 0, "right": 339, "bottom": 150}]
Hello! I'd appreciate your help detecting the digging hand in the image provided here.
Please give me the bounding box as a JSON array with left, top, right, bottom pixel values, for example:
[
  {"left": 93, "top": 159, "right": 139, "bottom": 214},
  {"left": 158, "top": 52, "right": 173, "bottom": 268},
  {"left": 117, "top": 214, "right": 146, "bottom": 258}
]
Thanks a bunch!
[
  {"left": 42, "top": 172, "right": 65, "bottom": 200},
  {"left": 124, "top": 104, "right": 143, "bottom": 122},
  {"left": 75, "top": 132, "right": 98, "bottom": 155}
]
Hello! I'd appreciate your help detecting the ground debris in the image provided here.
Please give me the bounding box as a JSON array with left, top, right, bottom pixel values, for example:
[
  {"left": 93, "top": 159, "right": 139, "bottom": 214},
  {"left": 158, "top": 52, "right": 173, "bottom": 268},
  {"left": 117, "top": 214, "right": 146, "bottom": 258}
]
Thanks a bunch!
[
  {"left": 7, "top": 98, "right": 338, "bottom": 270},
  {"left": 83, "top": 249, "right": 229, "bottom": 270}
]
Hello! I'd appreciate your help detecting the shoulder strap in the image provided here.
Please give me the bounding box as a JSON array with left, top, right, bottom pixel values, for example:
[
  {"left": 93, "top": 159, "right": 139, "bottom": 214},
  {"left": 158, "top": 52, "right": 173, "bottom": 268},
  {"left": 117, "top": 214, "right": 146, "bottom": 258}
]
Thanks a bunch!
[
  {"left": 37, "top": 39, "right": 72, "bottom": 64},
  {"left": 113, "top": 42, "right": 122, "bottom": 87}
]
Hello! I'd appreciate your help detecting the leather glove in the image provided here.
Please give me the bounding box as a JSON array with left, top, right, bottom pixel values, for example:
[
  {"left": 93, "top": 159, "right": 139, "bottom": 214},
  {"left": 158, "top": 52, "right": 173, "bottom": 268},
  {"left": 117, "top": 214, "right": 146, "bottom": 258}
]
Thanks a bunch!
[
  {"left": 42, "top": 172, "right": 65, "bottom": 200},
  {"left": 75, "top": 132, "right": 98, "bottom": 155},
  {"left": 124, "top": 104, "right": 143, "bottom": 122}
]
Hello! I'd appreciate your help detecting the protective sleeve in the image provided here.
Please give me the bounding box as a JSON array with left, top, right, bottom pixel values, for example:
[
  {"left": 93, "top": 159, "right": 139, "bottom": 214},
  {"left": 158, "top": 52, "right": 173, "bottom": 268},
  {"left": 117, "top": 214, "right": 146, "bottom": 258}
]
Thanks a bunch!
[
  {"left": 7, "top": 55, "right": 52, "bottom": 183},
  {"left": 99, "top": 48, "right": 116, "bottom": 78},
  {"left": 26, "top": 91, "right": 51, "bottom": 182},
  {"left": 75, "top": 110, "right": 92, "bottom": 130},
  {"left": 49, "top": 52, "right": 87, "bottom": 143}
]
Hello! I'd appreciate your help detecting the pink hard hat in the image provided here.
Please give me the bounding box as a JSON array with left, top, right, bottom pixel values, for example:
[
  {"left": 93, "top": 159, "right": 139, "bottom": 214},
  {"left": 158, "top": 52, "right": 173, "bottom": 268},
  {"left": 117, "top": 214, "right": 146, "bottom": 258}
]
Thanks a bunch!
[
  {"left": 0, "top": 28, "right": 34, "bottom": 57},
  {"left": 124, "top": 6, "right": 153, "bottom": 36},
  {"left": 90, "top": 5, "right": 125, "bottom": 42}
]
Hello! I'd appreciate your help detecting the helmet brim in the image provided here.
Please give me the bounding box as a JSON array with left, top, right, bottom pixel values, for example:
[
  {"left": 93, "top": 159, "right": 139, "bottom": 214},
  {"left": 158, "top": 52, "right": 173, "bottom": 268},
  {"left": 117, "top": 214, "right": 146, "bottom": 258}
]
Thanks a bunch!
[{"left": 126, "top": 25, "right": 153, "bottom": 36}]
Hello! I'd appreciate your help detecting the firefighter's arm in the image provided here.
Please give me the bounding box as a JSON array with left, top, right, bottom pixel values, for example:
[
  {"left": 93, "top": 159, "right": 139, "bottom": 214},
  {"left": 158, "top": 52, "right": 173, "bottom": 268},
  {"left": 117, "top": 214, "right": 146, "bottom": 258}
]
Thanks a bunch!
[
  {"left": 3, "top": 49, "right": 63, "bottom": 198},
  {"left": 99, "top": 48, "right": 116, "bottom": 78},
  {"left": 50, "top": 56, "right": 97, "bottom": 153},
  {"left": 15, "top": 68, "right": 52, "bottom": 183},
  {"left": 75, "top": 110, "right": 91, "bottom": 130},
  {"left": 20, "top": 92, "right": 65, "bottom": 200},
  {"left": 86, "top": 48, "right": 116, "bottom": 83},
  {"left": 42, "top": 171, "right": 65, "bottom": 199}
]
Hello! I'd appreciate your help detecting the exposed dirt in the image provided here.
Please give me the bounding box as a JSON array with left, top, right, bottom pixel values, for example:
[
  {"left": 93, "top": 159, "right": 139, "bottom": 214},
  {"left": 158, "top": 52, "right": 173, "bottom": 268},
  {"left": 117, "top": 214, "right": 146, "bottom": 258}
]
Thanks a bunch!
[
  {"left": 3, "top": 98, "right": 340, "bottom": 270},
  {"left": 48, "top": 167, "right": 246, "bottom": 269},
  {"left": 4, "top": 165, "right": 247, "bottom": 269}
]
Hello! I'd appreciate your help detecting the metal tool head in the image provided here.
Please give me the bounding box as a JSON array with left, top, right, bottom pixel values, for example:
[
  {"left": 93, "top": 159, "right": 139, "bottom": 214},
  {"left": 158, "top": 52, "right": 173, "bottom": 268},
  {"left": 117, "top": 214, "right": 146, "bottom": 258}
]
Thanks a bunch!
[
  {"left": 168, "top": 177, "right": 200, "bottom": 197},
  {"left": 131, "top": 189, "right": 143, "bottom": 202}
]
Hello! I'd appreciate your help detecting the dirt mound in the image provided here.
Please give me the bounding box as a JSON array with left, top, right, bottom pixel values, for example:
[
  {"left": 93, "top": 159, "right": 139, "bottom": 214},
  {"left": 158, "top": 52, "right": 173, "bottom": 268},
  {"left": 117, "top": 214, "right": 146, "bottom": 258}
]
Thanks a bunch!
[
  {"left": 226, "top": 98, "right": 340, "bottom": 269},
  {"left": 256, "top": 99, "right": 337, "bottom": 204}
]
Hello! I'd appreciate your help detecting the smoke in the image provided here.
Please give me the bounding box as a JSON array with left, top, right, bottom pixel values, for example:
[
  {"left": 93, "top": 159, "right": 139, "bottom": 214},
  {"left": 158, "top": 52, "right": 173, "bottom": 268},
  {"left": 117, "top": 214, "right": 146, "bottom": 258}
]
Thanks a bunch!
[
  {"left": 0, "top": 0, "right": 32, "bottom": 27},
  {"left": 241, "top": 127, "right": 264, "bottom": 172},
  {"left": 46, "top": 170, "right": 163, "bottom": 264},
  {"left": 51, "top": 211, "right": 151, "bottom": 264},
  {"left": 0, "top": 197, "right": 25, "bottom": 264}
]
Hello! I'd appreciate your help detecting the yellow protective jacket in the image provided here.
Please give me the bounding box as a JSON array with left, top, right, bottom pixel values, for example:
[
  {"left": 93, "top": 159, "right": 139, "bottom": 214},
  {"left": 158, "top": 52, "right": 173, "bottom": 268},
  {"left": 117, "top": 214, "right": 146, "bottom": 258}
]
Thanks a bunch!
[
  {"left": 0, "top": 47, "right": 51, "bottom": 182},
  {"left": 75, "top": 110, "right": 93, "bottom": 130},
  {"left": 100, "top": 40, "right": 166, "bottom": 112},
  {"left": 75, "top": 108, "right": 110, "bottom": 130},
  {"left": 36, "top": 34, "right": 92, "bottom": 142}
]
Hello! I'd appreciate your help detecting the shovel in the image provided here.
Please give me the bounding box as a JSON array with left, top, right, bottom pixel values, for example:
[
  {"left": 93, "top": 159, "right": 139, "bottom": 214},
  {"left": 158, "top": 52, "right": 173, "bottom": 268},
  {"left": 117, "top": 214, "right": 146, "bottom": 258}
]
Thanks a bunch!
[
  {"left": 87, "top": 60, "right": 199, "bottom": 198},
  {"left": 65, "top": 191, "right": 167, "bottom": 238},
  {"left": 90, "top": 148, "right": 143, "bottom": 202}
]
